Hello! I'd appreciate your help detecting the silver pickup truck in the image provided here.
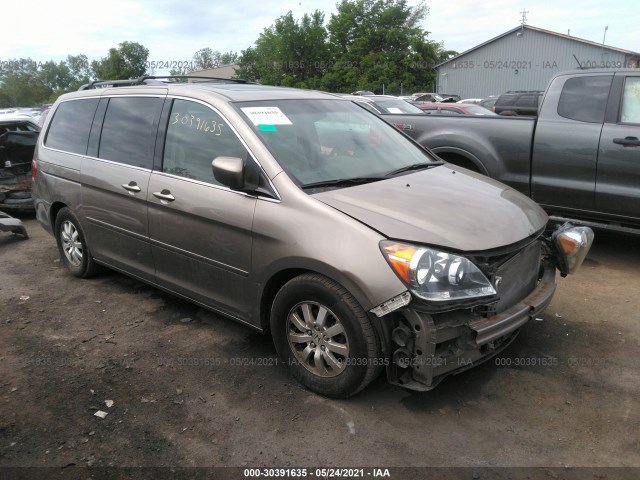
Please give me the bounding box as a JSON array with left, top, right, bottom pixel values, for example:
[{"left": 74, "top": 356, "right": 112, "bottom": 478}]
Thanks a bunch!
[{"left": 383, "top": 69, "right": 640, "bottom": 233}]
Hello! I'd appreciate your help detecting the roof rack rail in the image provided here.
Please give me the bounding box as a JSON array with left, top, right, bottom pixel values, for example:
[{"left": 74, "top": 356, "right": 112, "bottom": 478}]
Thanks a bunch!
[{"left": 79, "top": 76, "right": 254, "bottom": 90}]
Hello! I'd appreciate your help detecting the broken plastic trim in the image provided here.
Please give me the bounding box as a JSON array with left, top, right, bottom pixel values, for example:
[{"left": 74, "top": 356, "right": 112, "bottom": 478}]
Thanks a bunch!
[
  {"left": 370, "top": 292, "right": 411, "bottom": 317},
  {"left": 0, "top": 211, "right": 28, "bottom": 238}
]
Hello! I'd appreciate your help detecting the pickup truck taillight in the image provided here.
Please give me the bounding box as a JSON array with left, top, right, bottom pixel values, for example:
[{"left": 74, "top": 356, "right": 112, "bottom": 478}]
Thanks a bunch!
[{"left": 32, "top": 159, "right": 37, "bottom": 177}]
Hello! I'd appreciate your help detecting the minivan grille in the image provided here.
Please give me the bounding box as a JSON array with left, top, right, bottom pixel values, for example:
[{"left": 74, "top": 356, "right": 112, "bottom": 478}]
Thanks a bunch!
[{"left": 489, "top": 241, "right": 542, "bottom": 313}]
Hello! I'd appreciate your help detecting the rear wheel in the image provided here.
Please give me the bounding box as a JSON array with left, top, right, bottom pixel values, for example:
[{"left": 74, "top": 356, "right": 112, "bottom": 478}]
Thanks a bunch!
[
  {"left": 54, "top": 207, "right": 100, "bottom": 278},
  {"left": 271, "top": 273, "right": 382, "bottom": 398}
]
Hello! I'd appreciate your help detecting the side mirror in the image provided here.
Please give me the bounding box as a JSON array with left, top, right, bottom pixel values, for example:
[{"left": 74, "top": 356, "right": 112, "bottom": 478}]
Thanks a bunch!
[
  {"left": 212, "top": 156, "right": 261, "bottom": 191},
  {"left": 212, "top": 156, "right": 244, "bottom": 189}
]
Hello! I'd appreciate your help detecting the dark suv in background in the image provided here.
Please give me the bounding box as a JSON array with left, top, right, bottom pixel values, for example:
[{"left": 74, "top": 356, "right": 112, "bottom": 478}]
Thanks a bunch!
[{"left": 494, "top": 90, "right": 543, "bottom": 116}]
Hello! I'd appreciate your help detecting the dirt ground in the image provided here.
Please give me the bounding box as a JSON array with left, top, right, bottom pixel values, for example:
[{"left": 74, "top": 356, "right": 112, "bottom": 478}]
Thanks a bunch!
[{"left": 0, "top": 215, "right": 639, "bottom": 477}]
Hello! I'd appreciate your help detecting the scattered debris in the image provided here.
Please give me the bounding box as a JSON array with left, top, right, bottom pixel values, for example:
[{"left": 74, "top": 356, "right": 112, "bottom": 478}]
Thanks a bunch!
[
  {"left": 0, "top": 211, "right": 29, "bottom": 238},
  {"left": 173, "top": 400, "right": 184, "bottom": 405},
  {"left": 10, "top": 387, "right": 17, "bottom": 393},
  {"left": 141, "top": 397, "right": 156, "bottom": 403},
  {"left": 555, "top": 313, "right": 563, "bottom": 318},
  {"left": 94, "top": 410, "right": 108, "bottom": 419},
  {"left": 19, "top": 295, "right": 30, "bottom": 301},
  {"left": 534, "top": 317, "right": 544, "bottom": 322},
  {"left": 180, "top": 317, "right": 192, "bottom": 323},
  {"left": 176, "top": 388, "right": 183, "bottom": 395},
  {"left": 105, "top": 400, "right": 114, "bottom": 408}
]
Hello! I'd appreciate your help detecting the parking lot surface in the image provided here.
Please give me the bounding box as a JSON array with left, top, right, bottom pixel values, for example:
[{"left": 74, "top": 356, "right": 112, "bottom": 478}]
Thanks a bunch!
[{"left": 1, "top": 217, "right": 639, "bottom": 472}]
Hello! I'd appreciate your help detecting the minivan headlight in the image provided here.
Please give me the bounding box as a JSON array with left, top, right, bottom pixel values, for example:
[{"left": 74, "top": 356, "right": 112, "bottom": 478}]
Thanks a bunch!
[{"left": 380, "top": 241, "right": 496, "bottom": 302}]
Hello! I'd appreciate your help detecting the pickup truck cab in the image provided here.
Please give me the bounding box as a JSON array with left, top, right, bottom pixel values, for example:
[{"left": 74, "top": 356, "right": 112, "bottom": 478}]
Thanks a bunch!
[{"left": 384, "top": 69, "right": 640, "bottom": 233}]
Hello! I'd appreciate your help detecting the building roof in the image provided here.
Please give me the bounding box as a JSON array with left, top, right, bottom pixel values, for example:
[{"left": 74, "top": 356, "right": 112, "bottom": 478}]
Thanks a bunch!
[{"left": 436, "top": 25, "right": 640, "bottom": 68}]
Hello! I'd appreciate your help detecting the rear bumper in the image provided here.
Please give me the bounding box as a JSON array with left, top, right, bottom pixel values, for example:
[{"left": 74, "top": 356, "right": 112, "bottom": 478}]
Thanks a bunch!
[{"left": 380, "top": 263, "right": 557, "bottom": 391}]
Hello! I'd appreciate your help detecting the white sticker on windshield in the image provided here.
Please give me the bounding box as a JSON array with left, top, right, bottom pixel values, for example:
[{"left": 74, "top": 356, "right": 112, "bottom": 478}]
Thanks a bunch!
[
  {"left": 387, "top": 107, "right": 403, "bottom": 114},
  {"left": 241, "top": 107, "right": 292, "bottom": 126}
]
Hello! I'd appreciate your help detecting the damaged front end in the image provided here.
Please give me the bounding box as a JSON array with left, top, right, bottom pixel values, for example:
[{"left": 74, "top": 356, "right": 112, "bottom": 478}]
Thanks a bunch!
[{"left": 371, "top": 223, "right": 593, "bottom": 391}]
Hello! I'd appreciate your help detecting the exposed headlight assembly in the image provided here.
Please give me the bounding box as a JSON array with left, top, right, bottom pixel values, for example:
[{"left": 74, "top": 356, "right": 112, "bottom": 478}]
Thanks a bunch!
[
  {"left": 380, "top": 241, "right": 496, "bottom": 302},
  {"left": 552, "top": 224, "right": 594, "bottom": 275}
]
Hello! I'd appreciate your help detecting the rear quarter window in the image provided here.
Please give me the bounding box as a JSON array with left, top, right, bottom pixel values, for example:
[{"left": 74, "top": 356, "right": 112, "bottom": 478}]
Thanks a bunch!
[
  {"left": 557, "top": 76, "right": 612, "bottom": 123},
  {"left": 45, "top": 99, "right": 99, "bottom": 155}
]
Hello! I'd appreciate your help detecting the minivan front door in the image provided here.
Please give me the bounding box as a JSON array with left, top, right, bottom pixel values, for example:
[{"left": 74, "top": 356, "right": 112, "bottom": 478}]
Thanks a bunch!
[{"left": 147, "top": 99, "right": 256, "bottom": 320}]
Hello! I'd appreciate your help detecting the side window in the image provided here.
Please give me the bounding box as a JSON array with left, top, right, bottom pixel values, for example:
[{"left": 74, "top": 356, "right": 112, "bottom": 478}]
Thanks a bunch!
[
  {"left": 620, "top": 77, "right": 640, "bottom": 124},
  {"left": 494, "top": 95, "right": 515, "bottom": 107},
  {"left": 163, "top": 99, "right": 248, "bottom": 185},
  {"left": 558, "top": 76, "right": 612, "bottom": 123},
  {"left": 515, "top": 95, "right": 538, "bottom": 107},
  {"left": 45, "top": 99, "right": 99, "bottom": 154},
  {"left": 98, "top": 97, "right": 162, "bottom": 169}
]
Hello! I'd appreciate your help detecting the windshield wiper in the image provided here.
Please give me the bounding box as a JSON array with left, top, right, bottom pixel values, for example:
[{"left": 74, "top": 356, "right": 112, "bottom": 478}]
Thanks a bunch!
[
  {"left": 384, "top": 162, "right": 441, "bottom": 177},
  {"left": 301, "top": 176, "right": 385, "bottom": 190}
]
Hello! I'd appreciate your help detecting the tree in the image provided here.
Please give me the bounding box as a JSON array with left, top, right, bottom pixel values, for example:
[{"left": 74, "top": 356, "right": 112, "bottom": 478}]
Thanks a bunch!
[
  {"left": 235, "top": 1, "right": 455, "bottom": 94},
  {"left": 66, "top": 54, "right": 93, "bottom": 89},
  {"left": 91, "top": 41, "right": 149, "bottom": 80},
  {"left": 0, "top": 58, "right": 51, "bottom": 107},
  {"left": 324, "top": 0, "right": 438, "bottom": 93},
  {"left": 236, "top": 10, "right": 330, "bottom": 88}
]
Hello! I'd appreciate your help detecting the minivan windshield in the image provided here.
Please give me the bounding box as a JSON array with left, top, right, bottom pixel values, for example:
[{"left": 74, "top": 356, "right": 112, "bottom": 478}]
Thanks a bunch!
[{"left": 236, "top": 99, "right": 439, "bottom": 189}]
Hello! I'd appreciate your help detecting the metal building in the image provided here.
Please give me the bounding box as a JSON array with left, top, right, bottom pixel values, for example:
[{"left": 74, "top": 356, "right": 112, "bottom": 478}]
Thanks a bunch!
[{"left": 435, "top": 25, "right": 640, "bottom": 99}]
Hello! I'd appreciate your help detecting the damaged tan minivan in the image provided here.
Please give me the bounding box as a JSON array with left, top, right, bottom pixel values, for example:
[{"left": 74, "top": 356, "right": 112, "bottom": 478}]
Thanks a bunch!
[{"left": 32, "top": 77, "right": 593, "bottom": 397}]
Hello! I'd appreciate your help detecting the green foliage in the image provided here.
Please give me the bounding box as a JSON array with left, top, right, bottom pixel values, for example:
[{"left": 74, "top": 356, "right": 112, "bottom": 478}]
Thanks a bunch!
[
  {"left": 91, "top": 41, "right": 149, "bottom": 80},
  {"left": 0, "top": 44, "right": 150, "bottom": 108},
  {"left": 236, "top": 10, "right": 329, "bottom": 89},
  {"left": 237, "top": 0, "right": 456, "bottom": 94}
]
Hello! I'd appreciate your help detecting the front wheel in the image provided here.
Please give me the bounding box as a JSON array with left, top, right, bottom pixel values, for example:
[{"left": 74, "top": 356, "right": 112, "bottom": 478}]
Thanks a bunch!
[
  {"left": 271, "top": 273, "right": 382, "bottom": 398},
  {"left": 54, "top": 207, "right": 100, "bottom": 278}
]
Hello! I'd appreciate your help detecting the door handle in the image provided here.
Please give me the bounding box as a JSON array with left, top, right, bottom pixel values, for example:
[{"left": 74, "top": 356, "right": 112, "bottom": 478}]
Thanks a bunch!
[
  {"left": 613, "top": 136, "right": 640, "bottom": 147},
  {"left": 152, "top": 189, "right": 175, "bottom": 202},
  {"left": 122, "top": 182, "right": 141, "bottom": 193}
]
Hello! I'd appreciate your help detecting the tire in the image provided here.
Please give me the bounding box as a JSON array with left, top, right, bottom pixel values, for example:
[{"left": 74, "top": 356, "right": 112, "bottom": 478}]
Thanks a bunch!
[
  {"left": 271, "top": 273, "right": 382, "bottom": 398},
  {"left": 54, "top": 207, "right": 100, "bottom": 278}
]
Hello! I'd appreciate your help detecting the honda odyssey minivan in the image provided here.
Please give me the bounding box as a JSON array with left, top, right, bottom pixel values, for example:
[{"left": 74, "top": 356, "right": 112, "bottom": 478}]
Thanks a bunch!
[{"left": 32, "top": 77, "right": 592, "bottom": 397}]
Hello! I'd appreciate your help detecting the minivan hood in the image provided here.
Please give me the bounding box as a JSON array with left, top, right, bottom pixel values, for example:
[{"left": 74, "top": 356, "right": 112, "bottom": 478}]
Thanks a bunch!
[{"left": 313, "top": 165, "right": 548, "bottom": 252}]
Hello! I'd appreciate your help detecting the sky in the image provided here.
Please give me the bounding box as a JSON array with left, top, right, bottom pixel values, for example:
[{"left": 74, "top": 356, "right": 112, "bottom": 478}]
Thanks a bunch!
[{"left": 1, "top": 0, "right": 637, "bottom": 72}]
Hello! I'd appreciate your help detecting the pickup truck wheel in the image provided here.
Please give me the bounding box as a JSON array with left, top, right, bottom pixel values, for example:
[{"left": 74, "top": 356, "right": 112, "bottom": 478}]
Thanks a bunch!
[
  {"left": 271, "top": 273, "right": 381, "bottom": 398},
  {"left": 54, "top": 208, "right": 100, "bottom": 278}
]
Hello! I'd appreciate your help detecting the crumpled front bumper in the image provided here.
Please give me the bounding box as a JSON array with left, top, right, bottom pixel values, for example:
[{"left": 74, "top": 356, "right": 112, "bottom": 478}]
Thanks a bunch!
[{"left": 379, "top": 262, "right": 557, "bottom": 391}]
